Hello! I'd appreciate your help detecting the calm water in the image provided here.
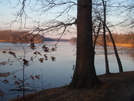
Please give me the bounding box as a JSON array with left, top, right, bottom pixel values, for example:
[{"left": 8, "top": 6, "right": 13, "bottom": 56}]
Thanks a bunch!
[{"left": 0, "top": 42, "right": 134, "bottom": 101}]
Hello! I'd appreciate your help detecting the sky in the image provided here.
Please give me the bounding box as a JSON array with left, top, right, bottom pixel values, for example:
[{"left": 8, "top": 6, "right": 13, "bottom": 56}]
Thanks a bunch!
[
  {"left": 0, "top": 0, "right": 132, "bottom": 39},
  {"left": 0, "top": 0, "right": 77, "bottom": 39}
]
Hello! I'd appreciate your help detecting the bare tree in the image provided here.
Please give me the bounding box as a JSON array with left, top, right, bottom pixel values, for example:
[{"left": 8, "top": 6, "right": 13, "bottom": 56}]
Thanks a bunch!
[
  {"left": 92, "top": 0, "right": 124, "bottom": 73},
  {"left": 102, "top": 0, "right": 110, "bottom": 74},
  {"left": 105, "top": 25, "right": 123, "bottom": 72},
  {"left": 14, "top": 0, "right": 101, "bottom": 89}
]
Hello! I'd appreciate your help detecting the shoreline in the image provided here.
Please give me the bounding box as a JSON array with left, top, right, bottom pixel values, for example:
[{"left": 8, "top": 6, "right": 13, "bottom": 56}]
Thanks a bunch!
[
  {"left": 0, "top": 41, "right": 134, "bottom": 48},
  {"left": 107, "top": 43, "right": 134, "bottom": 48},
  {"left": 10, "top": 71, "right": 134, "bottom": 101}
]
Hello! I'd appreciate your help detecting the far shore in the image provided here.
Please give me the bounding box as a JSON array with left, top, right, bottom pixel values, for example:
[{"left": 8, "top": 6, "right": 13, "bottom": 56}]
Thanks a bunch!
[
  {"left": 0, "top": 41, "right": 134, "bottom": 48},
  {"left": 107, "top": 43, "right": 134, "bottom": 48}
]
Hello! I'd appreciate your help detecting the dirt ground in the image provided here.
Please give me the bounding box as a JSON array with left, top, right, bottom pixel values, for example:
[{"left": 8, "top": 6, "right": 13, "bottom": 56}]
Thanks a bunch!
[{"left": 10, "top": 71, "right": 134, "bottom": 101}]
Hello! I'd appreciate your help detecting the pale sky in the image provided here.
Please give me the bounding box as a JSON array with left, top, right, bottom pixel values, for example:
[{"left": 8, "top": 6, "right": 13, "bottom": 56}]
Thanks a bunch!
[{"left": 0, "top": 0, "right": 132, "bottom": 39}]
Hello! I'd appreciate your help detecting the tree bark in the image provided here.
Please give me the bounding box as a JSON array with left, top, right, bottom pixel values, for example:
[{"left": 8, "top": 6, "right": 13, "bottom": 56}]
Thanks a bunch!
[
  {"left": 102, "top": 0, "right": 110, "bottom": 74},
  {"left": 105, "top": 25, "right": 123, "bottom": 72},
  {"left": 69, "top": 0, "right": 101, "bottom": 89}
]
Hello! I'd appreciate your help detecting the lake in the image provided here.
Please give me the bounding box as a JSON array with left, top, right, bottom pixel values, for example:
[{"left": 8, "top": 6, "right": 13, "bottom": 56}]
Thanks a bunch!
[{"left": 0, "top": 41, "right": 134, "bottom": 101}]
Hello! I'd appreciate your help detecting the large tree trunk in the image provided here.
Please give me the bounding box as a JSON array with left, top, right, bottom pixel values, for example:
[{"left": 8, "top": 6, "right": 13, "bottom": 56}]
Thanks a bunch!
[{"left": 69, "top": 0, "right": 101, "bottom": 89}]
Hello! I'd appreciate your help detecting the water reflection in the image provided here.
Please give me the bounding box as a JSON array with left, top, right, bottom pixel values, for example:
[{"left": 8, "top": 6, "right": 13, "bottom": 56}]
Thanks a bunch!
[
  {"left": 119, "top": 47, "right": 134, "bottom": 61},
  {"left": 129, "top": 48, "right": 134, "bottom": 61},
  {"left": 128, "top": 53, "right": 134, "bottom": 61}
]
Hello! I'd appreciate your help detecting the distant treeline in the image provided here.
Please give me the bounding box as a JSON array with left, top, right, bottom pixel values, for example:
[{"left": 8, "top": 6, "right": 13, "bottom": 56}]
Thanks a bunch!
[
  {"left": 0, "top": 30, "right": 44, "bottom": 43},
  {"left": 69, "top": 33, "right": 134, "bottom": 46},
  {"left": 0, "top": 30, "right": 70, "bottom": 43},
  {"left": 96, "top": 33, "right": 134, "bottom": 45},
  {"left": 0, "top": 30, "right": 133, "bottom": 45},
  {"left": 108, "top": 33, "right": 134, "bottom": 44}
]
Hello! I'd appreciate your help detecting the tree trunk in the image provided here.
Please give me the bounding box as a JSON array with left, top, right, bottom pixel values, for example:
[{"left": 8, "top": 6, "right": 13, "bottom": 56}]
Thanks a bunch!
[
  {"left": 102, "top": 0, "right": 110, "bottom": 74},
  {"left": 105, "top": 25, "right": 123, "bottom": 72},
  {"left": 69, "top": 0, "right": 101, "bottom": 89}
]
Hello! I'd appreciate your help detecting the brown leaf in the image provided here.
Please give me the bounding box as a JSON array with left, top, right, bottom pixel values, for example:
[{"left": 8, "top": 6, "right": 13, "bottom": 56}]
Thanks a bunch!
[
  {"left": 44, "top": 47, "right": 49, "bottom": 52},
  {"left": 1, "top": 62, "right": 6, "bottom": 65},
  {"left": 14, "top": 81, "right": 20, "bottom": 85},
  {"left": 37, "top": 52, "right": 42, "bottom": 56},
  {"left": 0, "top": 90, "right": 5, "bottom": 95},
  {"left": 35, "top": 75, "right": 40, "bottom": 79},
  {"left": 51, "top": 56, "right": 56, "bottom": 61},
  {"left": 42, "top": 45, "right": 46, "bottom": 49},
  {"left": 30, "top": 75, "right": 34, "bottom": 80},
  {"left": 2, "top": 51, "right": 6, "bottom": 53},
  {"left": 0, "top": 90, "right": 4, "bottom": 97},
  {"left": 44, "top": 54, "right": 48, "bottom": 60},
  {"left": 34, "top": 51, "right": 42, "bottom": 56},
  {"left": 51, "top": 47, "right": 56, "bottom": 51},
  {"left": 0, "top": 72, "right": 10, "bottom": 77},
  {"left": 42, "top": 45, "right": 49, "bottom": 52},
  {"left": 3, "top": 79, "right": 9, "bottom": 84},
  {"left": 30, "top": 43, "right": 36, "bottom": 50},
  {"left": 25, "top": 83, "right": 30, "bottom": 85},
  {"left": 23, "top": 59, "right": 29, "bottom": 66},
  {"left": 9, "top": 51, "right": 16, "bottom": 57},
  {"left": 34, "top": 51, "right": 38, "bottom": 55},
  {"left": 39, "top": 58, "right": 44, "bottom": 63}
]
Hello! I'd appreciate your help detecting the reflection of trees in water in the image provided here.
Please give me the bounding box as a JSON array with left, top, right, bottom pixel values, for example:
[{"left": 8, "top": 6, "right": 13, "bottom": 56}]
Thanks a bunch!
[
  {"left": 124, "top": 48, "right": 134, "bottom": 61},
  {"left": 118, "top": 47, "right": 134, "bottom": 61},
  {"left": 70, "top": 42, "right": 76, "bottom": 45},
  {"left": 128, "top": 53, "right": 134, "bottom": 61},
  {"left": 128, "top": 48, "right": 134, "bottom": 61}
]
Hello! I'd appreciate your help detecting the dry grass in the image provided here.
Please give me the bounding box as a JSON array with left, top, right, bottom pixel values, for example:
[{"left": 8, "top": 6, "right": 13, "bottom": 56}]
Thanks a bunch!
[
  {"left": 10, "top": 71, "right": 134, "bottom": 101},
  {"left": 107, "top": 43, "right": 134, "bottom": 48}
]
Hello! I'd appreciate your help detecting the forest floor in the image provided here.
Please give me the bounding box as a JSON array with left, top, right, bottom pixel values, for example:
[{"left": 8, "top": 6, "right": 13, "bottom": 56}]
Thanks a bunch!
[{"left": 11, "top": 71, "right": 134, "bottom": 101}]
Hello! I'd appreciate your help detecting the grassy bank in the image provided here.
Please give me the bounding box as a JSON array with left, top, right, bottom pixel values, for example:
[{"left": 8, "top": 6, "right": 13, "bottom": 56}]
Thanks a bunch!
[
  {"left": 107, "top": 43, "right": 134, "bottom": 48},
  {"left": 10, "top": 71, "right": 134, "bottom": 101}
]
